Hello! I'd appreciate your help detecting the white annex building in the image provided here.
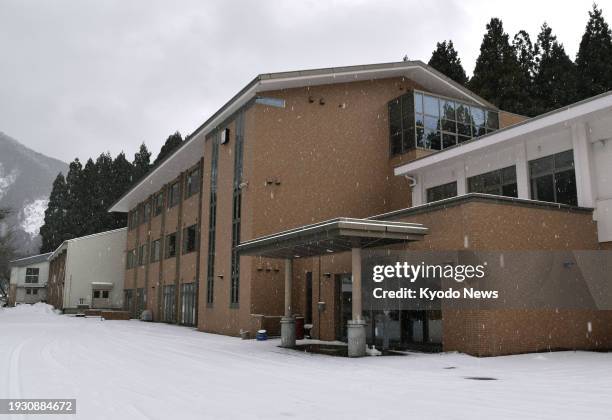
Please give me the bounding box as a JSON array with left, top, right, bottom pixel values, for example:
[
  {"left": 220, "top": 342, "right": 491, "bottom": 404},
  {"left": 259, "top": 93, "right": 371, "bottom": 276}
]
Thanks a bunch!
[
  {"left": 8, "top": 253, "right": 51, "bottom": 305},
  {"left": 47, "top": 228, "right": 127, "bottom": 312}
]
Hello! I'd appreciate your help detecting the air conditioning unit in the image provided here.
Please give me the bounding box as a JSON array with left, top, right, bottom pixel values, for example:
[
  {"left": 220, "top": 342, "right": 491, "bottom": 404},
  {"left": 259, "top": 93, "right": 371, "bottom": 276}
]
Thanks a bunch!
[{"left": 220, "top": 127, "right": 230, "bottom": 144}]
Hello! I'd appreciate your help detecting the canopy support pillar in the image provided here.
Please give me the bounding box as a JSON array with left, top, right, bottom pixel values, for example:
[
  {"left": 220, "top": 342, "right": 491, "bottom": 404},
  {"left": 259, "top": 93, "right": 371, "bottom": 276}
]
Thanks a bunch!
[{"left": 281, "top": 258, "right": 296, "bottom": 348}]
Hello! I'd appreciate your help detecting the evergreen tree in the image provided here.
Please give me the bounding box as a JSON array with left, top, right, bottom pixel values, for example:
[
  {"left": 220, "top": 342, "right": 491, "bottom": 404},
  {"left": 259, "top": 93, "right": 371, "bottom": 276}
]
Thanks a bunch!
[
  {"left": 93, "top": 152, "right": 115, "bottom": 232},
  {"left": 154, "top": 132, "right": 183, "bottom": 165},
  {"left": 109, "top": 152, "right": 132, "bottom": 228},
  {"left": 77, "top": 158, "right": 98, "bottom": 235},
  {"left": 64, "top": 159, "right": 83, "bottom": 240},
  {"left": 428, "top": 41, "right": 468, "bottom": 86},
  {"left": 132, "top": 143, "right": 151, "bottom": 183},
  {"left": 576, "top": 4, "right": 612, "bottom": 98},
  {"left": 532, "top": 23, "right": 578, "bottom": 114},
  {"left": 40, "top": 174, "right": 69, "bottom": 252},
  {"left": 469, "top": 18, "right": 530, "bottom": 115}
]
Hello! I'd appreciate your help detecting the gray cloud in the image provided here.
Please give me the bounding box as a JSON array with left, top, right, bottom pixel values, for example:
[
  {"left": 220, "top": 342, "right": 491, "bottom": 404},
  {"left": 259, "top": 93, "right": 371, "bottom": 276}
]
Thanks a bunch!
[{"left": 0, "top": 0, "right": 601, "bottom": 164}]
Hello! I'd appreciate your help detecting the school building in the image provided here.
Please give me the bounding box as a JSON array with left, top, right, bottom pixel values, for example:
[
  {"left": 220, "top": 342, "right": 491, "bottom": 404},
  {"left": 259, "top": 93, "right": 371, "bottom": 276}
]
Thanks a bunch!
[{"left": 109, "top": 61, "right": 612, "bottom": 356}]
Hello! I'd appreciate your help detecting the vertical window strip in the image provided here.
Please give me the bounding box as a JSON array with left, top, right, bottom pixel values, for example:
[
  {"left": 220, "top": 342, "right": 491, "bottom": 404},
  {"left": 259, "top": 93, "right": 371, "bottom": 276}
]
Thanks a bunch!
[
  {"left": 230, "top": 112, "right": 245, "bottom": 305},
  {"left": 206, "top": 132, "right": 220, "bottom": 305}
]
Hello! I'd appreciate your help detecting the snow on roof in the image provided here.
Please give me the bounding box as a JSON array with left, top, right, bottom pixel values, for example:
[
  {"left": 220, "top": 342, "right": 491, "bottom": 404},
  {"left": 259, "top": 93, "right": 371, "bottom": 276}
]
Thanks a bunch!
[{"left": 10, "top": 252, "right": 52, "bottom": 267}]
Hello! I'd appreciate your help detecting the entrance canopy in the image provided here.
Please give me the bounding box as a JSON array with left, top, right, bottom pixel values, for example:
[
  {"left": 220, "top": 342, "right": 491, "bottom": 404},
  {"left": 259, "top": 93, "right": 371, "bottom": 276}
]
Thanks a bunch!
[{"left": 236, "top": 218, "right": 428, "bottom": 259}]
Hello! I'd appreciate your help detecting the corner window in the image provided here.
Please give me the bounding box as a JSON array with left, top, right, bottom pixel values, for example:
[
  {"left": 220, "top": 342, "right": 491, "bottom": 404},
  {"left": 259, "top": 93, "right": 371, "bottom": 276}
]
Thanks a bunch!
[
  {"left": 391, "top": 91, "right": 499, "bottom": 156},
  {"left": 168, "top": 182, "right": 180, "bottom": 208},
  {"left": 468, "top": 166, "right": 517, "bottom": 197},
  {"left": 165, "top": 233, "right": 177, "bottom": 258},
  {"left": 426, "top": 182, "right": 457, "bottom": 203},
  {"left": 183, "top": 225, "right": 197, "bottom": 254},
  {"left": 529, "top": 150, "right": 577, "bottom": 206},
  {"left": 25, "top": 267, "right": 39, "bottom": 283}
]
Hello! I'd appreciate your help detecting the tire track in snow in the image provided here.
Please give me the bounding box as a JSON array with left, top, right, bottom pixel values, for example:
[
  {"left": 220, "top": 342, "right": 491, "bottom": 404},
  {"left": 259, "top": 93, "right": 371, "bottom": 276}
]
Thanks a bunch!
[{"left": 7, "top": 338, "right": 31, "bottom": 399}]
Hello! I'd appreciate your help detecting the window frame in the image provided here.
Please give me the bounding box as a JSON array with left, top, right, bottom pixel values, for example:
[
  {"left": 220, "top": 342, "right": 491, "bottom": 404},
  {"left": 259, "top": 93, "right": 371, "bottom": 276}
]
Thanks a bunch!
[
  {"left": 168, "top": 181, "right": 180, "bottom": 208},
  {"left": 426, "top": 181, "right": 458, "bottom": 203},
  {"left": 529, "top": 150, "right": 577, "bottom": 206},
  {"left": 165, "top": 232, "right": 177, "bottom": 259},
  {"left": 25, "top": 267, "right": 39, "bottom": 284},
  {"left": 183, "top": 225, "right": 198, "bottom": 254},
  {"left": 467, "top": 165, "right": 518, "bottom": 198}
]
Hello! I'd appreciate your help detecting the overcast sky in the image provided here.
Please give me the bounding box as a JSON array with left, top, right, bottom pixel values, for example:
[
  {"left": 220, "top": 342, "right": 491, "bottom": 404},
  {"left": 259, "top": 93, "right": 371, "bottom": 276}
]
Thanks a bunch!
[{"left": 0, "top": 0, "right": 605, "bottom": 164}]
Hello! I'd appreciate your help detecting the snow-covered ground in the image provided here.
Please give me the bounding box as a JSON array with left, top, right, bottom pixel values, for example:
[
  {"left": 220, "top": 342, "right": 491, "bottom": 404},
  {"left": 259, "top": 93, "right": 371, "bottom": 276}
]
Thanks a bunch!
[{"left": 1, "top": 304, "right": 611, "bottom": 420}]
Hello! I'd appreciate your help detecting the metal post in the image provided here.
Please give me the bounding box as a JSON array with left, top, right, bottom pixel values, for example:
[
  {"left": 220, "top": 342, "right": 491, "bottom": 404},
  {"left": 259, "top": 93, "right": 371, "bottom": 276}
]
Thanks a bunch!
[
  {"left": 281, "top": 258, "right": 296, "bottom": 347},
  {"left": 348, "top": 247, "right": 366, "bottom": 357}
]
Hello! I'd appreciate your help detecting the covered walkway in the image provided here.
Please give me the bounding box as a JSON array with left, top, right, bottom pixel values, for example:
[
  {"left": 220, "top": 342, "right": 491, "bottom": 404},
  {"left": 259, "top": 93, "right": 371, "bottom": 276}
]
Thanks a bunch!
[{"left": 236, "top": 218, "right": 428, "bottom": 356}]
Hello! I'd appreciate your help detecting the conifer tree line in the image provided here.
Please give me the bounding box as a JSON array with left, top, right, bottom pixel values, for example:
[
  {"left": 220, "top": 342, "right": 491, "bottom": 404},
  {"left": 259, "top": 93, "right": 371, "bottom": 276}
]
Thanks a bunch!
[
  {"left": 425, "top": 4, "right": 612, "bottom": 116},
  {"left": 39, "top": 132, "right": 184, "bottom": 253}
]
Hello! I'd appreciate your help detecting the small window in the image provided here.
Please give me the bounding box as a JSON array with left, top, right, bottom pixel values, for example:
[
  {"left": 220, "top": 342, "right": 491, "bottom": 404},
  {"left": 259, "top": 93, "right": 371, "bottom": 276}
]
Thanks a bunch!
[
  {"left": 25, "top": 267, "right": 39, "bottom": 284},
  {"left": 185, "top": 168, "right": 200, "bottom": 198},
  {"left": 143, "top": 202, "right": 151, "bottom": 223},
  {"left": 168, "top": 182, "right": 180, "bottom": 208},
  {"left": 165, "top": 233, "right": 177, "bottom": 258},
  {"left": 138, "top": 244, "right": 146, "bottom": 266},
  {"left": 94, "top": 290, "right": 101, "bottom": 298},
  {"left": 129, "top": 210, "right": 139, "bottom": 230},
  {"left": 426, "top": 182, "right": 458, "bottom": 203},
  {"left": 154, "top": 193, "right": 164, "bottom": 216},
  {"left": 32, "top": 288, "right": 38, "bottom": 295},
  {"left": 102, "top": 290, "right": 109, "bottom": 299},
  {"left": 183, "top": 225, "right": 197, "bottom": 254},
  {"left": 150, "top": 239, "right": 161, "bottom": 262},
  {"left": 126, "top": 249, "right": 136, "bottom": 269},
  {"left": 26, "top": 288, "right": 32, "bottom": 295}
]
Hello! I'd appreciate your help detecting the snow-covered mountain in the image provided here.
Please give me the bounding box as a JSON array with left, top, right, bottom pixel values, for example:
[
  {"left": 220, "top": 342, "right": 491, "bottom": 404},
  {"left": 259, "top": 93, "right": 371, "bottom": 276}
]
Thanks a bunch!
[{"left": 0, "top": 132, "right": 68, "bottom": 255}]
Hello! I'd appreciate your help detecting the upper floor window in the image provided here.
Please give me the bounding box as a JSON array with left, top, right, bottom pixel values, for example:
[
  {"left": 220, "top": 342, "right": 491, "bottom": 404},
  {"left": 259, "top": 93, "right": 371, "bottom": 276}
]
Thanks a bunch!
[
  {"left": 185, "top": 168, "right": 200, "bottom": 198},
  {"left": 468, "top": 166, "right": 517, "bottom": 198},
  {"left": 426, "top": 181, "right": 457, "bottom": 203},
  {"left": 25, "top": 267, "right": 39, "bottom": 283},
  {"left": 389, "top": 91, "right": 499, "bottom": 156},
  {"left": 165, "top": 233, "right": 177, "bottom": 258},
  {"left": 529, "top": 150, "right": 577, "bottom": 206},
  {"left": 154, "top": 193, "right": 164, "bottom": 216},
  {"left": 129, "top": 209, "right": 139, "bottom": 230},
  {"left": 168, "top": 182, "right": 180, "bottom": 208},
  {"left": 138, "top": 244, "right": 147, "bottom": 266},
  {"left": 143, "top": 202, "right": 151, "bottom": 224},
  {"left": 183, "top": 225, "right": 197, "bottom": 254},
  {"left": 150, "top": 239, "right": 161, "bottom": 262},
  {"left": 126, "top": 249, "right": 136, "bottom": 269}
]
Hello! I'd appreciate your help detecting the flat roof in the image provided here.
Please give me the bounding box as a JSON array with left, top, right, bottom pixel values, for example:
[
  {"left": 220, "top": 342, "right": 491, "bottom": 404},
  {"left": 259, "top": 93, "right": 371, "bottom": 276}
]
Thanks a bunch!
[
  {"left": 109, "top": 60, "right": 495, "bottom": 213},
  {"left": 48, "top": 227, "right": 127, "bottom": 261},
  {"left": 395, "top": 89, "right": 612, "bottom": 176},
  {"left": 235, "top": 218, "right": 428, "bottom": 259}
]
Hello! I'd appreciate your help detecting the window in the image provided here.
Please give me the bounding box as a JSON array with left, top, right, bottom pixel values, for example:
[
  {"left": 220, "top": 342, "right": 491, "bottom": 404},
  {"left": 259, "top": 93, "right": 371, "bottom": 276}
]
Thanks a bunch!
[
  {"left": 126, "top": 249, "right": 136, "bottom": 269},
  {"left": 468, "top": 166, "right": 518, "bottom": 198},
  {"left": 388, "top": 94, "right": 415, "bottom": 155},
  {"left": 129, "top": 209, "right": 139, "bottom": 230},
  {"left": 25, "top": 267, "right": 39, "bottom": 283},
  {"left": 143, "top": 202, "right": 151, "bottom": 223},
  {"left": 32, "top": 288, "right": 38, "bottom": 295},
  {"left": 390, "top": 91, "right": 499, "bottom": 156},
  {"left": 207, "top": 132, "right": 220, "bottom": 305},
  {"left": 102, "top": 290, "right": 109, "bottom": 299},
  {"left": 94, "top": 290, "right": 100, "bottom": 298},
  {"left": 529, "top": 150, "right": 577, "bottom": 206},
  {"left": 183, "top": 225, "right": 197, "bottom": 254},
  {"left": 165, "top": 233, "right": 177, "bottom": 258},
  {"left": 185, "top": 167, "right": 200, "bottom": 198},
  {"left": 154, "top": 192, "right": 164, "bottom": 216},
  {"left": 150, "top": 239, "right": 161, "bottom": 262},
  {"left": 426, "top": 182, "right": 458, "bottom": 203},
  {"left": 26, "top": 288, "right": 31, "bottom": 295},
  {"left": 168, "top": 182, "right": 180, "bottom": 208},
  {"left": 231, "top": 112, "right": 245, "bottom": 306},
  {"left": 138, "top": 244, "right": 147, "bottom": 266}
]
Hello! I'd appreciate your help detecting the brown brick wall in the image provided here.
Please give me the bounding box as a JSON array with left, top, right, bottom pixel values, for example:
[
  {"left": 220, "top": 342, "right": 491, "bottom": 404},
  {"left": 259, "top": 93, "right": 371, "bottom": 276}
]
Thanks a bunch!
[{"left": 499, "top": 111, "right": 529, "bottom": 128}]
